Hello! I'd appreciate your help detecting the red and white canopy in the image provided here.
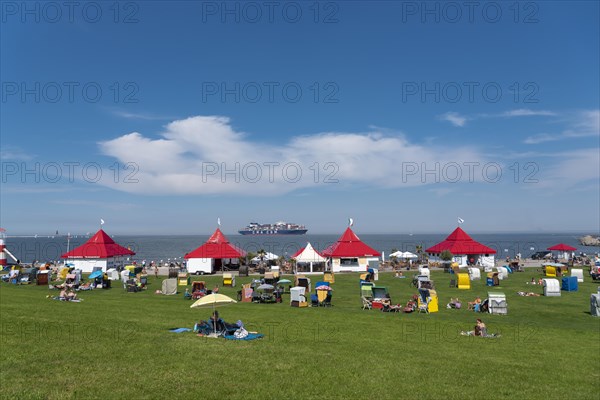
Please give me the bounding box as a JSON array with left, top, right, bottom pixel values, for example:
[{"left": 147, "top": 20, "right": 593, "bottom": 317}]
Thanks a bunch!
[
  {"left": 184, "top": 228, "right": 246, "bottom": 259},
  {"left": 322, "top": 228, "right": 380, "bottom": 258},
  {"left": 61, "top": 229, "right": 135, "bottom": 259},
  {"left": 426, "top": 227, "right": 496, "bottom": 255}
]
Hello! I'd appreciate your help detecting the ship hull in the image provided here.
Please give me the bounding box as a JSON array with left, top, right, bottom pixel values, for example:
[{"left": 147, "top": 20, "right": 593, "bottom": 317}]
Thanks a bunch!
[{"left": 238, "top": 229, "right": 308, "bottom": 235}]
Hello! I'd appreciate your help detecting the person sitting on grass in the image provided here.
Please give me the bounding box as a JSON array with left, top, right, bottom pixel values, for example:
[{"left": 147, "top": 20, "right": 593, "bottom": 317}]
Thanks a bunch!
[
  {"left": 184, "top": 288, "right": 192, "bottom": 300},
  {"left": 467, "top": 297, "right": 481, "bottom": 311},
  {"left": 66, "top": 290, "right": 78, "bottom": 301},
  {"left": 461, "top": 319, "right": 500, "bottom": 338},
  {"left": 447, "top": 298, "right": 461, "bottom": 309},
  {"left": 59, "top": 288, "right": 77, "bottom": 301}
]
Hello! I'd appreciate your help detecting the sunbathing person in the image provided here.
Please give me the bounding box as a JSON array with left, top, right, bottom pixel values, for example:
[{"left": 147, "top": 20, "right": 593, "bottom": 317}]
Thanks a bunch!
[
  {"left": 78, "top": 282, "right": 92, "bottom": 291},
  {"left": 467, "top": 297, "right": 481, "bottom": 310},
  {"left": 66, "top": 290, "right": 78, "bottom": 300},
  {"left": 447, "top": 298, "right": 462, "bottom": 309}
]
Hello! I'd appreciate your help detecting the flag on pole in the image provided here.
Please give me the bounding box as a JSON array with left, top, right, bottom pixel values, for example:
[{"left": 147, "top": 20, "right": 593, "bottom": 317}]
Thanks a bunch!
[
  {"left": 100, "top": 219, "right": 105, "bottom": 225},
  {"left": 348, "top": 218, "right": 354, "bottom": 227},
  {"left": 458, "top": 217, "right": 464, "bottom": 224},
  {"left": 217, "top": 217, "right": 221, "bottom": 226}
]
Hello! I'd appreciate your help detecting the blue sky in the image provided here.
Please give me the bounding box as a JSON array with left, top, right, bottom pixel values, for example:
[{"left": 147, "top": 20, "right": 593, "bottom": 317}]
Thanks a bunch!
[{"left": 1, "top": 1, "right": 599, "bottom": 235}]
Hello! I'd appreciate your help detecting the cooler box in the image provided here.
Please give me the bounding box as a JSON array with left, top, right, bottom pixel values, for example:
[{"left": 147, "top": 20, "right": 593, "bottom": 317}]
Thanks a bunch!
[
  {"left": 372, "top": 301, "right": 383, "bottom": 310},
  {"left": 561, "top": 276, "right": 578, "bottom": 292}
]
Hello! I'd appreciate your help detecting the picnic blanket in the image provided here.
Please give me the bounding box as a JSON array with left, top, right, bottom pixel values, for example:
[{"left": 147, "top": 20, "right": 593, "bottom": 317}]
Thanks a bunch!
[
  {"left": 223, "top": 333, "right": 264, "bottom": 341},
  {"left": 169, "top": 328, "right": 192, "bottom": 333},
  {"left": 50, "top": 296, "right": 82, "bottom": 302}
]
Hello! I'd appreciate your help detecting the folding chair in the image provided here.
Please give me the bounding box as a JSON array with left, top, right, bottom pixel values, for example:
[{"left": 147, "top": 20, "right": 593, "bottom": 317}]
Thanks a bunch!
[
  {"left": 418, "top": 297, "right": 430, "bottom": 313},
  {"left": 362, "top": 296, "right": 372, "bottom": 310}
]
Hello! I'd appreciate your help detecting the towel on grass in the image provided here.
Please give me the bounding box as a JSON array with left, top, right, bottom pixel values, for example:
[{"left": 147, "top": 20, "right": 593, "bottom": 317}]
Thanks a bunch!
[
  {"left": 223, "top": 333, "right": 264, "bottom": 341},
  {"left": 169, "top": 328, "right": 192, "bottom": 333},
  {"left": 51, "top": 297, "right": 82, "bottom": 302}
]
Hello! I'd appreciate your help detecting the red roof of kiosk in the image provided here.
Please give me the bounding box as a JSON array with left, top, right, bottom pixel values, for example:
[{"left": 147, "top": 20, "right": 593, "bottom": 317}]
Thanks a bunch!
[
  {"left": 547, "top": 243, "right": 577, "bottom": 251},
  {"left": 184, "top": 228, "right": 246, "bottom": 259},
  {"left": 426, "top": 227, "right": 496, "bottom": 255},
  {"left": 322, "top": 227, "right": 381, "bottom": 258},
  {"left": 61, "top": 229, "right": 135, "bottom": 259}
]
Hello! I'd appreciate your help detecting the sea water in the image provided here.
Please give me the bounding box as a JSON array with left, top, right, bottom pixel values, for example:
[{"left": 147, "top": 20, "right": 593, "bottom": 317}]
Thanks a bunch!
[{"left": 4, "top": 233, "right": 593, "bottom": 264}]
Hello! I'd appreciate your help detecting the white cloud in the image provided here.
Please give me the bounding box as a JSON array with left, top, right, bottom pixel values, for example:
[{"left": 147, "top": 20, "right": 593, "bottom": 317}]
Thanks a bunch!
[
  {"left": 542, "top": 148, "right": 600, "bottom": 188},
  {"left": 438, "top": 109, "right": 556, "bottom": 127},
  {"left": 500, "top": 109, "right": 556, "bottom": 117},
  {"left": 524, "top": 110, "right": 599, "bottom": 144},
  {"left": 438, "top": 112, "right": 467, "bottom": 127},
  {"left": 98, "top": 115, "right": 488, "bottom": 195},
  {"left": 112, "top": 110, "right": 176, "bottom": 121},
  {"left": 0, "top": 145, "right": 34, "bottom": 161}
]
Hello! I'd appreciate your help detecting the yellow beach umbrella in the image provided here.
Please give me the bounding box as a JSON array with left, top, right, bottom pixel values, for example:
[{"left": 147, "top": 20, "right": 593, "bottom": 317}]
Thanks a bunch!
[
  {"left": 190, "top": 293, "right": 237, "bottom": 337},
  {"left": 190, "top": 293, "right": 237, "bottom": 309}
]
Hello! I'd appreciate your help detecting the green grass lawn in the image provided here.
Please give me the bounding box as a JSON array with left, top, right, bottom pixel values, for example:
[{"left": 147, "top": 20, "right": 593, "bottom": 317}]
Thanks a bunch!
[{"left": 1, "top": 270, "right": 599, "bottom": 399}]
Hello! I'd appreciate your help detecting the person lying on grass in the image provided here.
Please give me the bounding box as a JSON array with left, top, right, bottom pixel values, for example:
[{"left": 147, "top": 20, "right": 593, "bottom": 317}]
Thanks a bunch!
[
  {"left": 461, "top": 319, "right": 500, "bottom": 338},
  {"left": 447, "top": 298, "right": 462, "bottom": 309}
]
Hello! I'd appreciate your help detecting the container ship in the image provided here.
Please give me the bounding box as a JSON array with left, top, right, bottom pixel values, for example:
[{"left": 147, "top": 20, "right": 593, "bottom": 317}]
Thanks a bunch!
[{"left": 238, "top": 222, "right": 308, "bottom": 235}]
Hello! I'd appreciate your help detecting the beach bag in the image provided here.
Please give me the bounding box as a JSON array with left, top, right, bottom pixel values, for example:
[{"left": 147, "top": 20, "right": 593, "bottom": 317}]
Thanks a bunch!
[{"left": 234, "top": 327, "right": 248, "bottom": 339}]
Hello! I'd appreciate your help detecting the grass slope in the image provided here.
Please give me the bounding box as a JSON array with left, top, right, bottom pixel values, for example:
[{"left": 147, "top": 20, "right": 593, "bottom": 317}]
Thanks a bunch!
[{"left": 1, "top": 270, "right": 599, "bottom": 399}]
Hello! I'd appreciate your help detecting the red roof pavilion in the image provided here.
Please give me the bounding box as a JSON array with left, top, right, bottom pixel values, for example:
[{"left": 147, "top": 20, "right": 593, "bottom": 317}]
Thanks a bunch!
[
  {"left": 426, "top": 227, "right": 496, "bottom": 255},
  {"left": 184, "top": 228, "right": 246, "bottom": 259},
  {"left": 547, "top": 243, "right": 577, "bottom": 251},
  {"left": 322, "top": 227, "right": 381, "bottom": 258},
  {"left": 61, "top": 229, "right": 135, "bottom": 259}
]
